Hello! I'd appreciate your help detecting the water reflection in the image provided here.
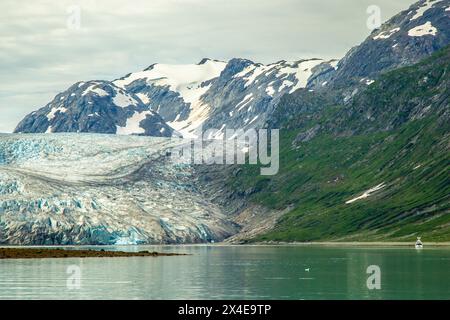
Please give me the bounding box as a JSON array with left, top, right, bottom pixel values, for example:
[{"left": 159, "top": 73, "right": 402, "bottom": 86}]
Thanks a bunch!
[{"left": 0, "top": 245, "right": 448, "bottom": 300}]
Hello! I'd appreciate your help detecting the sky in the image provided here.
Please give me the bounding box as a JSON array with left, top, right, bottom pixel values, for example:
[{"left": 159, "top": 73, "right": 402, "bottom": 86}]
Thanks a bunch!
[{"left": 0, "top": 0, "right": 417, "bottom": 133}]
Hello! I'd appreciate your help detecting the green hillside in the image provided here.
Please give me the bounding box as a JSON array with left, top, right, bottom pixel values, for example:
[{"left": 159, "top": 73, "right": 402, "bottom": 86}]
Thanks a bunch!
[{"left": 227, "top": 46, "right": 450, "bottom": 242}]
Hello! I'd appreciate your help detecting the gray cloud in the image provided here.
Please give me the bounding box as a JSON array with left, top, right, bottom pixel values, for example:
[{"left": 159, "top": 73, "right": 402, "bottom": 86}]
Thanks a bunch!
[{"left": 0, "top": 0, "right": 416, "bottom": 132}]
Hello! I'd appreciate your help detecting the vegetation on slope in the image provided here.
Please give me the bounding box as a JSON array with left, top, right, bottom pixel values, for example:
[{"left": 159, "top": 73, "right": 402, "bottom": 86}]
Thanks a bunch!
[{"left": 227, "top": 46, "right": 450, "bottom": 242}]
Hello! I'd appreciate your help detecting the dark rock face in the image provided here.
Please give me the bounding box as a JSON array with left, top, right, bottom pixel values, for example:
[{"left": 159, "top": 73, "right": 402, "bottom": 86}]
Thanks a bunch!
[
  {"left": 14, "top": 81, "right": 177, "bottom": 137},
  {"left": 16, "top": 1, "right": 447, "bottom": 138},
  {"left": 199, "top": 59, "right": 337, "bottom": 133},
  {"left": 269, "top": 0, "right": 450, "bottom": 136},
  {"left": 112, "top": 57, "right": 338, "bottom": 136},
  {"left": 331, "top": 45, "right": 450, "bottom": 135},
  {"left": 15, "top": 57, "right": 338, "bottom": 138},
  {"left": 329, "top": 0, "right": 450, "bottom": 87},
  {"left": 117, "top": 78, "right": 191, "bottom": 124}
]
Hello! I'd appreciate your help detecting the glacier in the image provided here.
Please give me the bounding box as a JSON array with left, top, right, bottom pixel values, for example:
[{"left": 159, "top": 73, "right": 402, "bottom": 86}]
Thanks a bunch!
[{"left": 0, "top": 133, "right": 239, "bottom": 245}]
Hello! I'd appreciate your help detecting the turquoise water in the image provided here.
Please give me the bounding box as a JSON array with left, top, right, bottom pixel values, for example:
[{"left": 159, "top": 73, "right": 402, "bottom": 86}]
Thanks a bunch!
[{"left": 0, "top": 245, "right": 449, "bottom": 300}]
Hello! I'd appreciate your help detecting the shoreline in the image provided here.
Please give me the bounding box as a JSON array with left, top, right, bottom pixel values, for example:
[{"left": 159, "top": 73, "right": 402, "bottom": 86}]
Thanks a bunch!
[
  {"left": 1, "top": 241, "right": 450, "bottom": 249},
  {"left": 245, "top": 241, "right": 450, "bottom": 247},
  {"left": 0, "top": 248, "right": 187, "bottom": 259}
]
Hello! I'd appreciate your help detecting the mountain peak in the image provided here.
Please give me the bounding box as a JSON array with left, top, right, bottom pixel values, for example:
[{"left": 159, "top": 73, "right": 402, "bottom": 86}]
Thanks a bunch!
[
  {"left": 329, "top": 0, "right": 450, "bottom": 87},
  {"left": 143, "top": 63, "right": 158, "bottom": 71},
  {"left": 197, "top": 58, "right": 227, "bottom": 65},
  {"left": 14, "top": 79, "right": 177, "bottom": 137},
  {"left": 198, "top": 58, "right": 212, "bottom": 65}
]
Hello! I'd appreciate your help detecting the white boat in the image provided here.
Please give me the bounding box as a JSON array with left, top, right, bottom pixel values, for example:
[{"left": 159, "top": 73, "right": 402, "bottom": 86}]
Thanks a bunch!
[{"left": 415, "top": 237, "right": 423, "bottom": 249}]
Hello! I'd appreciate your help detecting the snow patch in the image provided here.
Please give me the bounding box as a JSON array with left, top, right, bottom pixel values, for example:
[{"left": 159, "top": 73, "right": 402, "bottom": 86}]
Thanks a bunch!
[
  {"left": 113, "top": 90, "right": 139, "bottom": 108},
  {"left": 47, "top": 106, "right": 67, "bottom": 121},
  {"left": 361, "top": 78, "right": 375, "bottom": 85},
  {"left": 277, "top": 59, "right": 324, "bottom": 93},
  {"left": 167, "top": 102, "right": 210, "bottom": 138},
  {"left": 329, "top": 60, "right": 339, "bottom": 69},
  {"left": 408, "top": 21, "right": 438, "bottom": 36},
  {"left": 115, "top": 60, "right": 226, "bottom": 137},
  {"left": 82, "top": 85, "right": 108, "bottom": 97},
  {"left": 234, "top": 65, "right": 256, "bottom": 79},
  {"left": 116, "top": 111, "right": 152, "bottom": 135},
  {"left": 410, "top": 0, "right": 442, "bottom": 20},
  {"left": 279, "top": 80, "right": 294, "bottom": 92},
  {"left": 345, "top": 183, "right": 385, "bottom": 204},
  {"left": 136, "top": 93, "right": 151, "bottom": 104},
  {"left": 266, "top": 86, "right": 276, "bottom": 97},
  {"left": 373, "top": 27, "right": 400, "bottom": 40},
  {"left": 236, "top": 93, "right": 253, "bottom": 111},
  {"left": 241, "top": 65, "right": 270, "bottom": 87},
  {"left": 114, "top": 60, "right": 226, "bottom": 105},
  {"left": 248, "top": 116, "right": 259, "bottom": 125}
]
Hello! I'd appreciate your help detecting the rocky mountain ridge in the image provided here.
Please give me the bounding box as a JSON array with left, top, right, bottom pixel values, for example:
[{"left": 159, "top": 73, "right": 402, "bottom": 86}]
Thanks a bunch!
[{"left": 15, "top": 57, "right": 338, "bottom": 137}]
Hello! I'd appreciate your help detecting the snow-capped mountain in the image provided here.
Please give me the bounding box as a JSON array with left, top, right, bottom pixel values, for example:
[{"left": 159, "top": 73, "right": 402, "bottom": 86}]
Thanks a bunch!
[
  {"left": 16, "top": 57, "right": 337, "bottom": 138},
  {"left": 197, "top": 58, "right": 337, "bottom": 135},
  {"left": 14, "top": 81, "right": 178, "bottom": 137},
  {"left": 16, "top": 0, "right": 446, "bottom": 137},
  {"left": 329, "top": 0, "right": 450, "bottom": 87},
  {"left": 113, "top": 58, "right": 228, "bottom": 137},
  {"left": 115, "top": 58, "right": 337, "bottom": 137},
  {"left": 4, "top": 0, "right": 449, "bottom": 246}
]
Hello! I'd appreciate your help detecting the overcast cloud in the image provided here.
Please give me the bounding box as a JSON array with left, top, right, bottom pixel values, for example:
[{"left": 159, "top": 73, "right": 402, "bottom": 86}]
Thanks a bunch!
[{"left": 0, "top": 0, "right": 416, "bottom": 132}]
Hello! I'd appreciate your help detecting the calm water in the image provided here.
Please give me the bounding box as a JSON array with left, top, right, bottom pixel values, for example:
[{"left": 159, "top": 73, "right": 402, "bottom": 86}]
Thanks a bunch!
[{"left": 0, "top": 245, "right": 449, "bottom": 300}]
